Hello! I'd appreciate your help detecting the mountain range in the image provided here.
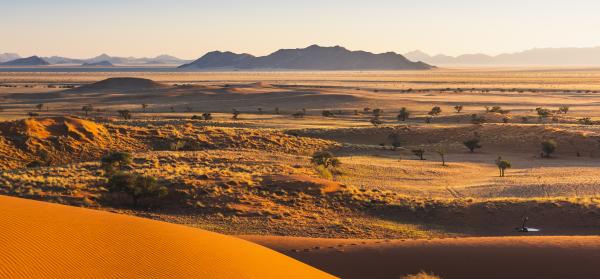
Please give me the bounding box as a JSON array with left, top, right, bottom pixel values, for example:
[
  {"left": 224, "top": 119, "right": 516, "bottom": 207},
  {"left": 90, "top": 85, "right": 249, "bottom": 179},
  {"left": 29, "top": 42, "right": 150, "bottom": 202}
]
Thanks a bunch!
[
  {"left": 0, "top": 56, "right": 50, "bottom": 66},
  {"left": 179, "top": 45, "right": 433, "bottom": 70},
  {"left": 404, "top": 47, "right": 600, "bottom": 66},
  {"left": 0, "top": 53, "right": 191, "bottom": 65}
]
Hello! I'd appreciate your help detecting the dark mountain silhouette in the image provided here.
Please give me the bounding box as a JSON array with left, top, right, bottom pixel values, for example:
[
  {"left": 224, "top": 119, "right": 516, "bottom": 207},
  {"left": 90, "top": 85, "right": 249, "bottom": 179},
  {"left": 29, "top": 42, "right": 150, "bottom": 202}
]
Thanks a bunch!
[
  {"left": 81, "top": 61, "right": 114, "bottom": 67},
  {"left": 404, "top": 47, "right": 600, "bottom": 66},
  {"left": 180, "top": 45, "right": 433, "bottom": 70},
  {"left": 0, "top": 53, "right": 20, "bottom": 63},
  {"left": 0, "top": 56, "right": 49, "bottom": 66}
]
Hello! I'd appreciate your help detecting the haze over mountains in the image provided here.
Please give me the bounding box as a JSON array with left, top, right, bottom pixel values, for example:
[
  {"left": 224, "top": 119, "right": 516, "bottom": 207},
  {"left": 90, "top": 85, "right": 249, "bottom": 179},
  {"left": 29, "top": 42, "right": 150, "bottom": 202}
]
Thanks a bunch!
[
  {"left": 404, "top": 47, "right": 600, "bottom": 66},
  {"left": 179, "top": 45, "right": 433, "bottom": 70},
  {"left": 6, "top": 46, "right": 600, "bottom": 68}
]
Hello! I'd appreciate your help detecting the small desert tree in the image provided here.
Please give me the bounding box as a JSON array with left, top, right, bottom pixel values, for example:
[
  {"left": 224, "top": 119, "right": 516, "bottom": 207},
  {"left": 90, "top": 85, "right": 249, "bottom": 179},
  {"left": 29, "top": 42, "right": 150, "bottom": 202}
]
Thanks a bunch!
[
  {"left": 322, "top": 110, "right": 335, "bottom": 117},
  {"left": 202, "top": 112, "right": 213, "bottom": 120},
  {"left": 463, "top": 138, "right": 482, "bottom": 153},
  {"left": 558, "top": 105, "right": 569, "bottom": 114},
  {"left": 454, "top": 105, "right": 463, "bottom": 113},
  {"left": 397, "top": 107, "right": 410, "bottom": 121},
  {"left": 428, "top": 106, "right": 442, "bottom": 116},
  {"left": 495, "top": 156, "right": 511, "bottom": 177},
  {"left": 141, "top": 103, "right": 148, "bottom": 112},
  {"left": 370, "top": 116, "right": 383, "bottom": 127},
  {"left": 436, "top": 146, "right": 448, "bottom": 166},
  {"left": 412, "top": 148, "right": 425, "bottom": 160},
  {"left": 311, "top": 151, "right": 341, "bottom": 169},
  {"left": 82, "top": 104, "right": 94, "bottom": 116},
  {"left": 232, "top": 109, "right": 240, "bottom": 120},
  {"left": 541, "top": 139, "right": 557, "bottom": 158},
  {"left": 35, "top": 103, "right": 44, "bottom": 111},
  {"left": 274, "top": 107, "right": 280, "bottom": 115},
  {"left": 107, "top": 172, "right": 167, "bottom": 207},
  {"left": 101, "top": 152, "right": 133, "bottom": 174},
  {"left": 117, "top": 110, "right": 132, "bottom": 120},
  {"left": 372, "top": 108, "right": 383, "bottom": 117},
  {"left": 388, "top": 133, "right": 402, "bottom": 150}
]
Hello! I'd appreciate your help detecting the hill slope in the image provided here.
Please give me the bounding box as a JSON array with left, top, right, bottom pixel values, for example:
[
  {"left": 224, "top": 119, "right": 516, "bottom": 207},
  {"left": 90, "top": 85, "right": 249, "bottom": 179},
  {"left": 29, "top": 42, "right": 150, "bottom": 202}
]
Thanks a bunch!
[
  {"left": 0, "top": 195, "right": 333, "bottom": 278},
  {"left": 180, "top": 45, "right": 433, "bottom": 70}
]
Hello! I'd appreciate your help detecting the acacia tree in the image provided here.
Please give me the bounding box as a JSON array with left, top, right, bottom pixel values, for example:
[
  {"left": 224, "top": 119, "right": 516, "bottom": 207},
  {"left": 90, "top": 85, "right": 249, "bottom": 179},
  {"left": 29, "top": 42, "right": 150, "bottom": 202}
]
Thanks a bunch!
[
  {"left": 311, "top": 151, "right": 341, "bottom": 169},
  {"left": 454, "top": 105, "right": 464, "bottom": 113},
  {"left": 412, "top": 148, "right": 425, "bottom": 160},
  {"left": 541, "top": 139, "right": 557, "bottom": 158},
  {"left": 388, "top": 133, "right": 402, "bottom": 150},
  {"left": 397, "top": 107, "right": 410, "bottom": 121},
  {"left": 117, "top": 110, "right": 132, "bottom": 120},
  {"left": 82, "top": 104, "right": 94, "bottom": 116},
  {"left": 463, "top": 138, "right": 482, "bottom": 153},
  {"left": 429, "top": 106, "right": 442, "bottom": 116},
  {"left": 232, "top": 109, "right": 240, "bottom": 120},
  {"left": 495, "top": 156, "right": 511, "bottom": 177},
  {"left": 35, "top": 103, "right": 44, "bottom": 111},
  {"left": 436, "top": 146, "right": 448, "bottom": 166}
]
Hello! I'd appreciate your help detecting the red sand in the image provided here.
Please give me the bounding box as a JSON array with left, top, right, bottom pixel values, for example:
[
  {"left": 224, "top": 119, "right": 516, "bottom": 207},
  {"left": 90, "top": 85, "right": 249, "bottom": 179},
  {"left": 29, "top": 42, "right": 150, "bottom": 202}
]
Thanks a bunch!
[{"left": 244, "top": 235, "right": 600, "bottom": 279}]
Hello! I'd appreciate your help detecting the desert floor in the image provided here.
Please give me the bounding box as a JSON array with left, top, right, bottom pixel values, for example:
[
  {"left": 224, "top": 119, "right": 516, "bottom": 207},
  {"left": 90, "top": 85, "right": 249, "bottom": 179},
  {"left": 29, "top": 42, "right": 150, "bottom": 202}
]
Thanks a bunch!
[{"left": 2, "top": 69, "right": 600, "bottom": 278}]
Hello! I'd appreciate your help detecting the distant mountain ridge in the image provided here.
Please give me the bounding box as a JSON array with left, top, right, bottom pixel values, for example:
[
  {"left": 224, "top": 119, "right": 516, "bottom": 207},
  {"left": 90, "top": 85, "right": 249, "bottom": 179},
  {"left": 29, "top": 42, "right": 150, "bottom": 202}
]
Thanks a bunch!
[
  {"left": 43, "top": 54, "right": 191, "bottom": 65},
  {"left": 0, "top": 56, "right": 49, "bottom": 66},
  {"left": 180, "top": 45, "right": 433, "bottom": 71},
  {"left": 0, "top": 53, "right": 20, "bottom": 63},
  {"left": 404, "top": 47, "right": 600, "bottom": 66},
  {"left": 81, "top": 60, "right": 114, "bottom": 67}
]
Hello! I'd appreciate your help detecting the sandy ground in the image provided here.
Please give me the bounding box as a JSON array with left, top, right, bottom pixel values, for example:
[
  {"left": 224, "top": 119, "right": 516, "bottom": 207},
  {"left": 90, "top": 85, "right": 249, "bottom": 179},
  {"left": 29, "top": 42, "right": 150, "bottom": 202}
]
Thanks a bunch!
[
  {"left": 244, "top": 235, "right": 600, "bottom": 279},
  {"left": 0, "top": 195, "right": 334, "bottom": 279}
]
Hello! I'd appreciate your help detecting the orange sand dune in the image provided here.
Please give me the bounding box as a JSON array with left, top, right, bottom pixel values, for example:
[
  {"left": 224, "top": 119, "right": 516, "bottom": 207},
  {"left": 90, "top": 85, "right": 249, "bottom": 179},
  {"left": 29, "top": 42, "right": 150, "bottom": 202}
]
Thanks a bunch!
[
  {"left": 245, "top": 235, "right": 600, "bottom": 279},
  {"left": 0, "top": 195, "right": 334, "bottom": 279}
]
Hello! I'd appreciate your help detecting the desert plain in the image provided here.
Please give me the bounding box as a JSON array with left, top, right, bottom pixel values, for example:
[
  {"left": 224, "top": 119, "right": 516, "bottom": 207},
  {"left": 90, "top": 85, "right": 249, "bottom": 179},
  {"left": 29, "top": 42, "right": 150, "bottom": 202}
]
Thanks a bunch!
[{"left": 2, "top": 68, "right": 600, "bottom": 278}]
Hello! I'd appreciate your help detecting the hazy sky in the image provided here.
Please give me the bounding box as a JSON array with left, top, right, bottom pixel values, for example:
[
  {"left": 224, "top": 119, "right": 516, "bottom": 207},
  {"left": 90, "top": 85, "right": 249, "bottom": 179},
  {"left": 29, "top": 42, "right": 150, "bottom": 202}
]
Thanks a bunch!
[{"left": 2, "top": 0, "right": 600, "bottom": 59}]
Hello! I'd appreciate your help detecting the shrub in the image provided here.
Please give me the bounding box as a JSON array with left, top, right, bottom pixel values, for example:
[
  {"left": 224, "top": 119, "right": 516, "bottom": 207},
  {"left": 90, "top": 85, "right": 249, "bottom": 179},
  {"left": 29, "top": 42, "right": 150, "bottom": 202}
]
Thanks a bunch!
[
  {"left": 397, "top": 107, "right": 410, "bottom": 121},
  {"left": 117, "top": 110, "right": 132, "bottom": 120},
  {"left": 428, "top": 106, "right": 442, "bottom": 116},
  {"left": 26, "top": 160, "right": 45, "bottom": 168},
  {"left": 372, "top": 108, "right": 383, "bottom": 117},
  {"left": 495, "top": 156, "right": 511, "bottom": 177},
  {"left": 106, "top": 172, "right": 168, "bottom": 207},
  {"left": 536, "top": 107, "right": 551, "bottom": 118},
  {"left": 370, "top": 117, "right": 383, "bottom": 126},
  {"left": 232, "top": 109, "right": 240, "bottom": 119},
  {"left": 101, "top": 152, "right": 133, "bottom": 174},
  {"left": 578, "top": 117, "right": 593, "bottom": 125},
  {"left": 412, "top": 148, "right": 425, "bottom": 160},
  {"left": 541, "top": 139, "right": 557, "bottom": 158},
  {"left": 558, "top": 105, "right": 569, "bottom": 114},
  {"left": 314, "top": 165, "right": 333, "bottom": 180},
  {"left": 322, "top": 110, "right": 335, "bottom": 117},
  {"left": 463, "top": 138, "right": 482, "bottom": 152},
  {"left": 388, "top": 133, "right": 402, "bottom": 150},
  {"left": 311, "top": 151, "right": 341, "bottom": 168},
  {"left": 454, "top": 105, "right": 463, "bottom": 113}
]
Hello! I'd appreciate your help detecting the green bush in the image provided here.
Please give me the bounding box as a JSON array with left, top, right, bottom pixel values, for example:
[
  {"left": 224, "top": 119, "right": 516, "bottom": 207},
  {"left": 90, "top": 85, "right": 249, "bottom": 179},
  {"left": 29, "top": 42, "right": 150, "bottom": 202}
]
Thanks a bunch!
[
  {"left": 311, "top": 151, "right": 341, "bottom": 168},
  {"left": 107, "top": 172, "right": 167, "bottom": 207},
  {"left": 541, "top": 139, "right": 557, "bottom": 158},
  {"left": 101, "top": 152, "right": 133, "bottom": 174}
]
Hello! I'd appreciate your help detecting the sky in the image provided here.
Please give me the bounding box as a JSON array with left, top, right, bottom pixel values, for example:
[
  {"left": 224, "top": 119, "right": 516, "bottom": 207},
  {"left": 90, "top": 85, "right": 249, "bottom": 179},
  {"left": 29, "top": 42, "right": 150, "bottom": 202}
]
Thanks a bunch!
[{"left": 2, "top": 0, "right": 600, "bottom": 59}]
